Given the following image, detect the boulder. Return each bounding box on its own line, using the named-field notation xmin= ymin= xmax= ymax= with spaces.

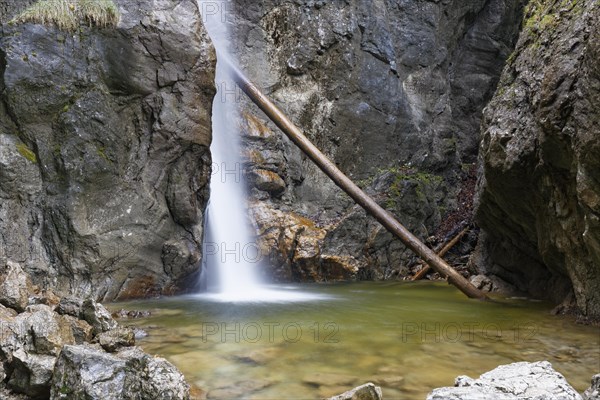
xmin=584 ymin=374 xmax=600 ymax=400
xmin=50 ymin=345 xmax=189 ymax=400
xmin=427 ymin=361 xmax=582 ymax=400
xmin=328 ymin=383 xmax=383 ymax=400
xmin=82 ymin=299 xmax=118 ymax=335
xmin=7 ymin=349 xmax=55 ymax=398
xmin=23 ymin=305 xmax=76 ymax=356
xmin=55 ymin=297 xmax=84 ymax=319
xmin=97 ymin=327 xmax=135 ymax=353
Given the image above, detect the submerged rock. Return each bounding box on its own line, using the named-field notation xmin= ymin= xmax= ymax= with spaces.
xmin=427 ymin=361 xmax=582 ymax=400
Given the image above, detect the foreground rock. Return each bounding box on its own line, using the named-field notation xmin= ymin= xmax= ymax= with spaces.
xmin=328 ymin=383 xmax=383 ymax=400
xmin=0 ymin=0 xmax=215 ymax=301
xmin=475 ymin=0 xmax=600 ymax=318
xmin=427 ymin=361 xmax=582 ymax=400
xmin=0 ymin=261 xmax=189 ymax=399
xmin=584 ymin=374 xmax=600 ymax=400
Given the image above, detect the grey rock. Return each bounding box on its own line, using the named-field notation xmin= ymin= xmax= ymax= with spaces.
xmin=50 ymin=344 xmax=189 ymax=400
xmin=97 ymin=327 xmax=135 ymax=353
xmin=475 ymin=0 xmax=600 ymax=318
xmin=427 ymin=361 xmax=583 ymax=400
xmin=0 ymin=0 xmax=215 ymax=301
xmin=7 ymin=349 xmax=55 ymax=399
xmin=228 ymin=0 xmax=524 ymax=282
xmin=0 ymin=261 xmax=33 ymax=312
xmin=328 ymin=383 xmax=383 ymax=400
xmin=23 ymin=305 xmax=75 ymax=356
xmin=82 ymin=299 xmax=118 ymax=335
xmin=584 ymin=374 xmax=600 ymax=400
xmin=55 ymin=297 xmax=83 ymax=319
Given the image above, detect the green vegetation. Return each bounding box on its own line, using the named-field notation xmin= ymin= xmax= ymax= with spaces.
xmin=384 ymin=166 xmax=443 ymax=209
xmin=16 ymin=143 xmax=38 ymax=163
xmin=13 ymin=0 xmax=119 ymax=32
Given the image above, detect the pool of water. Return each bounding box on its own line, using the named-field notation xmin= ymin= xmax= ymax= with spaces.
xmin=111 ymin=282 xmax=600 ymax=399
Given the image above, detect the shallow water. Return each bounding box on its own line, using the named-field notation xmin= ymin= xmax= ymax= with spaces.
xmin=111 ymin=282 xmax=600 ymax=399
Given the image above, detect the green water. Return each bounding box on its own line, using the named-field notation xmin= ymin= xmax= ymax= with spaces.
xmin=111 ymin=282 xmax=600 ymax=399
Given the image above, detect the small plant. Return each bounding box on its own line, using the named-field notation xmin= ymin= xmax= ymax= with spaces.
xmin=16 ymin=142 xmax=38 ymax=163
xmin=13 ymin=0 xmax=119 ymax=32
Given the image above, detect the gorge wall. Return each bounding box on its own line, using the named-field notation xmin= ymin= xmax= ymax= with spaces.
xmin=226 ymin=0 xmax=526 ymax=282
xmin=475 ymin=0 xmax=600 ymax=319
xmin=0 ymin=0 xmax=215 ymax=301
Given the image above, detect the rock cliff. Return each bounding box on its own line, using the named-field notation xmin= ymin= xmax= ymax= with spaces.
xmin=225 ymin=0 xmax=525 ymax=281
xmin=475 ymin=0 xmax=600 ymax=319
xmin=0 ymin=0 xmax=215 ymax=300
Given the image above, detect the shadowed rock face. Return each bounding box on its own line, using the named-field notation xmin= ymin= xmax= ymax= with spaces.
xmin=475 ymin=0 xmax=600 ymax=318
xmin=0 ymin=0 xmax=216 ymax=301
xmin=225 ymin=0 xmax=525 ymax=281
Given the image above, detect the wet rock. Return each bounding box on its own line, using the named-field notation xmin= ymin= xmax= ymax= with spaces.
xmin=0 ymin=0 xmax=215 ymax=301
xmin=584 ymin=374 xmax=600 ymax=400
xmin=248 ymin=169 xmax=286 ymax=196
xmin=470 ymin=274 xmax=516 ymax=294
xmin=475 ymin=0 xmax=600 ymax=318
xmin=82 ymin=299 xmax=118 ymax=335
xmin=0 ymin=261 xmax=33 ymax=312
xmin=97 ymin=327 xmax=135 ymax=353
xmin=112 ymin=309 xmax=152 ymax=319
xmin=427 ymin=361 xmax=583 ymax=399
xmin=328 ymin=383 xmax=383 ymax=400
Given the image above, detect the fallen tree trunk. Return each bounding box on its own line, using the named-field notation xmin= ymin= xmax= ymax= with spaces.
xmin=229 ymin=63 xmax=488 ymax=301
xmin=411 ymin=227 xmax=470 ymax=281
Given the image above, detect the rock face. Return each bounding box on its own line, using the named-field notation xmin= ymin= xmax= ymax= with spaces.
xmin=223 ymin=0 xmax=526 ymax=281
xmin=475 ymin=0 xmax=600 ymax=318
xmin=427 ymin=361 xmax=583 ymax=400
xmin=0 ymin=261 xmax=189 ymax=399
xmin=0 ymin=0 xmax=215 ymax=300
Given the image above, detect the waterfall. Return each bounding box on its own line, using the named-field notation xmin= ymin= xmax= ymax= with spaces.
xmin=198 ymin=0 xmax=264 ymax=300
xmin=197 ymin=1 xmax=329 ymax=302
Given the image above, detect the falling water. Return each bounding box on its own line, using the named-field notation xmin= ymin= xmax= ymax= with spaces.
xmin=198 ymin=0 xmax=262 ymax=300
xmin=198 ymin=1 xmax=328 ymax=302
